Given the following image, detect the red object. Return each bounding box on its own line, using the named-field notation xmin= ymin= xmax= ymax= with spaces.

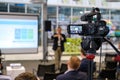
xmin=86 ymin=54 xmax=95 ymax=60
xmin=114 ymin=55 xmax=120 ymax=61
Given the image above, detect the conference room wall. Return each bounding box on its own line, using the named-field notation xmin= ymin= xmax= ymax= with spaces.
xmin=2 ymin=46 xmax=43 ymax=61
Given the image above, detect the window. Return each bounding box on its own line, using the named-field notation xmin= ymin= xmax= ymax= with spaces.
xmin=72 ymin=7 xmax=84 ymax=23
xmin=0 ymin=3 xmax=7 ymax=12
xmin=100 ymin=8 xmax=109 ymax=20
xmin=27 ymin=4 xmax=41 ymax=13
xmin=58 ymin=6 xmax=71 ymax=25
xmin=47 ymin=6 xmax=57 ymax=44
xmin=10 ymin=3 xmax=25 ymax=13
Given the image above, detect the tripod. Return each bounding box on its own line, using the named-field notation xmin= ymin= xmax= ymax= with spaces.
xmin=82 ymin=37 xmax=120 ymax=80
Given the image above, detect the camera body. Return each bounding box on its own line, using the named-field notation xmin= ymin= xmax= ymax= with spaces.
xmin=67 ymin=20 xmax=109 ymax=37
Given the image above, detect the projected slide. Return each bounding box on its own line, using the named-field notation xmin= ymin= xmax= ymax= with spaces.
xmin=15 ymin=28 xmax=34 ymax=41
xmin=0 ymin=14 xmax=38 ymax=53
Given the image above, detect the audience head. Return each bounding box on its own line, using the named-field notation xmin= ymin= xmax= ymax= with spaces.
xmin=80 ymin=48 xmax=86 ymax=58
xmin=67 ymin=56 xmax=80 ymax=70
xmin=15 ymin=72 xmax=38 ymax=80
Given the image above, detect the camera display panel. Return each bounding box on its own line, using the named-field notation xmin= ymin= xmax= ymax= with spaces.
xmin=68 ymin=25 xmax=83 ymax=34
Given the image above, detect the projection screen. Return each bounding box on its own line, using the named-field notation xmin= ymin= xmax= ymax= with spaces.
xmin=0 ymin=14 xmax=38 ymax=53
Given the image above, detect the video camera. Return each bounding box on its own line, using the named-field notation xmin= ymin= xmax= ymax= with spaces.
xmin=67 ymin=7 xmax=110 ymax=54
xmin=67 ymin=7 xmax=109 ymax=37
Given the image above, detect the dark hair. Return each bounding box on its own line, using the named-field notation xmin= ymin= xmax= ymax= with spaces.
xmin=80 ymin=48 xmax=86 ymax=56
xmin=95 ymin=7 xmax=100 ymax=12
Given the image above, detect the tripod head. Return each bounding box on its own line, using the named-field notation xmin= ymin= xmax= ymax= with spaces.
xmin=86 ymin=54 xmax=95 ymax=60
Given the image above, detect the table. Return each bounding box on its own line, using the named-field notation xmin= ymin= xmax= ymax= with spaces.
xmin=6 ymin=66 xmax=25 ymax=80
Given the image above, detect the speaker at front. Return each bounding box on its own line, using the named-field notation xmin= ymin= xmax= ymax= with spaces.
xmin=44 ymin=20 xmax=51 ymax=31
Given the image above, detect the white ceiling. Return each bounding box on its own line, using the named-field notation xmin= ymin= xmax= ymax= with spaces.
xmin=106 ymin=0 xmax=120 ymax=2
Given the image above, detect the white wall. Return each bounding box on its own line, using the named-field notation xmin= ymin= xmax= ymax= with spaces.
xmin=2 ymin=46 xmax=43 ymax=61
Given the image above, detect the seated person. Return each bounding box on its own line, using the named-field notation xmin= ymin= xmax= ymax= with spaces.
xmin=78 ymin=49 xmax=96 ymax=73
xmin=15 ymin=72 xmax=39 ymax=80
xmin=56 ymin=56 xmax=87 ymax=80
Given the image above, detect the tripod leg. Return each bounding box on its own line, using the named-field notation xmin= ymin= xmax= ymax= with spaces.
xmin=103 ymin=37 xmax=120 ymax=54
xmin=88 ymin=60 xmax=93 ymax=80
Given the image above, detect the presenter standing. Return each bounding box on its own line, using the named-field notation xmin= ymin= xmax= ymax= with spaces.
xmin=51 ymin=26 xmax=66 ymax=71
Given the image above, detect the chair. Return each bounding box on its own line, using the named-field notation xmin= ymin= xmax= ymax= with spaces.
xmin=44 ymin=72 xmax=56 ymax=80
xmin=99 ymin=69 xmax=116 ymax=80
xmin=60 ymin=63 xmax=67 ymax=73
xmin=44 ymin=72 xmax=64 ymax=80
xmin=43 ymin=63 xmax=67 ymax=80
xmin=37 ymin=64 xmax=55 ymax=77
xmin=99 ymin=53 xmax=117 ymax=80
xmin=105 ymin=53 xmax=117 ymax=69
xmin=0 ymin=75 xmax=12 ymax=80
